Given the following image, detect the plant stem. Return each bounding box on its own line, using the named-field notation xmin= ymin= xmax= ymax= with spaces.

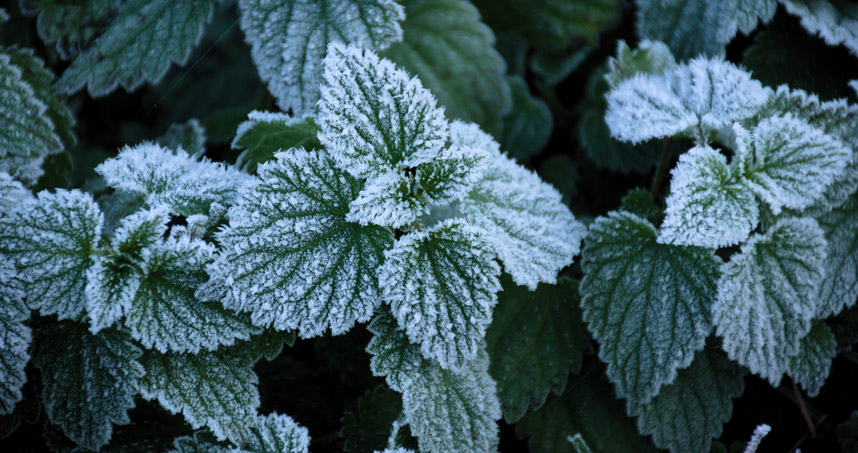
xmin=791 ymin=377 xmax=817 ymax=438
xmin=650 ymin=138 xmax=673 ymax=200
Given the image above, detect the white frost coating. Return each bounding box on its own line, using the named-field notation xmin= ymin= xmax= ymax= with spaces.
xmin=851 ymin=80 xmax=858 ymax=96
xmin=347 ymin=170 xmax=421 ymax=228
xmin=209 ymin=149 xmax=393 ymax=337
xmin=366 ymin=310 xmax=425 ymax=392
xmin=96 ymin=142 xmax=252 ymax=216
xmin=816 ymin=196 xmax=858 ymax=317
xmin=86 ymin=206 xmax=169 ymax=333
xmin=242 ymin=412 xmax=311 ymax=453
xmin=0 ymin=255 xmax=31 ymax=416
xmin=318 ymin=42 xmax=449 ymax=178
xmin=0 ymin=172 xmax=30 ymax=215
xmin=239 ymin=0 xmax=404 ymax=116
xmin=127 ymin=237 xmax=259 ymax=353
xmin=232 ymin=110 xmax=300 ymax=150
xmin=782 ymin=0 xmax=858 ymax=57
xmin=0 ymin=189 xmax=102 ymax=320
xmin=605 ymin=57 xmax=771 ymax=144
xmin=379 ymin=219 xmax=501 ymax=370
xmin=659 ymin=146 xmax=759 ymax=248
xmin=713 ymin=217 xmax=827 ymax=386
xmin=742 ymin=424 xmax=771 ymax=453
xmin=462 ymin=152 xmax=586 ymax=290
xmin=580 ymin=212 xmax=722 ymax=404
xmin=735 ymin=116 xmax=850 ymax=214
xmin=788 ymin=321 xmax=836 ymax=397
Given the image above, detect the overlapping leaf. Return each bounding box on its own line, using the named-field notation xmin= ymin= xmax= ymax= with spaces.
xmin=232 ymin=111 xmax=322 ymax=173
xmin=366 ymin=310 xmax=426 ymax=393
xmin=240 ymin=413 xmax=311 ymax=453
xmin=0 ymin=255 xmax=30 ymax=416
xmin=788 ymin=321 xmax=836 ymax=397
xmin=713 ymin=217 xmax=827 ymax=385
xmin=500 ymin=75 xmax=552 ymax=162
xmin=580 ymin=212 xmax=722 ymax=403
xmin=210 ymin=149 xmax=392 ymax=337
xmin=816 ymin=195 xmax=858 ymax=317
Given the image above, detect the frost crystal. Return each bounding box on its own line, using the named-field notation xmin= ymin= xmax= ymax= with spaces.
xmin=580 ymin=212 xmax=722 ymax=403
xmin=781 ymin=0 xmax=858 ymax=57
xmin=713 ymin=217 xmax=827 ymax=385
xmin=0 ymin=255 xmax=30 ymax=416
xmin=239 ymin=0 xmax=404 ymax=116
xmin=605 ymin=57 xmax=770 ymax=144
xmin=241 ymin=413 xmax=311 ymax=453
xmin=816 ymin=195 xmax=858 ymax=317
xmin=96 ymin=142 xmax=252 ymax=216
xmin=232 ymin=111 xmax=322 ymax=173
xmin=788 ymin=321 xmax=836 ymax=397
xmin=0 ymin=172 xmax=29 ymax=214
xmin=210 ymin=150 xmax=392 ymax=337
xmin=379 ymin=219 xmax=501 ymax=369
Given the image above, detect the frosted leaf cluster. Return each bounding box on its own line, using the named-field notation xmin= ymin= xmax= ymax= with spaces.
xmin=0 ymin=254 xmax=30 ymax=416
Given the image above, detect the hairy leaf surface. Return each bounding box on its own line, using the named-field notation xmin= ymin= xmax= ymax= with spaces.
xmin=240 ymin=413 xmax=311 ymax=453
xmin=232 ymin=111 xmax=322 ymax=173
xmin=788 ymin=321 xmax=836 ymax=397
xmin=816 ymin=195 xmax=858 ymax=317
xmin=0 ymin=255 xmax=30 ymax=416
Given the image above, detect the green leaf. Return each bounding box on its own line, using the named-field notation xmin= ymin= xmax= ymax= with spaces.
xmin=628 ymin=344 xmax=746 ymax=453
xmin=816 ymin=194 xmax=858 ymax=318
xmin=500 ymin=75 xmax=553 ymax=162
xmin=471 ymin=0 xmax=623 ymax=51
xmin=530 ymin=46 xmax=594 ymax=86
xmin=713 ymin=217 xmax=827 ymax=385
xmin=157 ymin=118 xmax=206 ymax=157
xmin=341 ymin=386 xmax=403 ymax=452
xmin=0 ymin=255 xmax=30 ymax=416
xmin=485 ymin=276 xmax=591 ymax=423
xmin=382 ymin=0 xmax=511 ymax=135
xmin=380 ymin=220 xmax=501 ymax=369
xmin=210 ymin=149 xmax=393 ymax=337
xmin=462 ymin=152 xmax=586 ymax=290
xmin=138 ymin=348 xmax=260 ymax=443
xmin=0 ymin=189 xmax=102 ymax=320
xmin=34 ymin=322 xmax=144 ymax=451
xmin=240 ymin=413 xmax=310 ymax=452
xmin=788 ymin=321 xmax=836 ymax=397
xmin=605 ymin=40 xmax=677 ymax=88
xmin=21 ymin=0 xmax=124 ymax=60
xmin=538 ymin=155 xmax=579 ymax=204
xmin=619 ymin=189 xmax=659 ymax=221
xmin=171 ymin=431 xmax=234 ymax=453
xmin=232 ymin=111 xmax=322 ymax=173
xmin=580 ymin=212 xmax=722 ymax=403
xmin=838 ymin=411 xmax=858 ymax=453
xmin=239 ymin=0 xmax=404 ymax=116
xmin=366 ymin=309 xmax=426 ymax=393
xmin=781 ymin=0 xmax=858 ymax=57
xmin=516 ymin=369 xmax=658 ymax=453
xmin=54 ymin=0 xmax=217 ymax=96
xmin=635 ymin=0 xmax=777 ymax=60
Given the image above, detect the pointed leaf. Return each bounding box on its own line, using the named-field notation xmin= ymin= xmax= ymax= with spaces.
xmin=232 ymin=111 xmax=322 ymax=173
xmin=628 ymin=345 xmax=746 ymax=453
xmin=0 ymin=255 xmax=30 ymax=416
xmin=366 ymin=310 xmax=426 ymax=393
xmin=658 ymin=145 xmax=759 ymax=248
xmin=606 ymin=40 xmax=677 ymax=88
xmin=380 ymin=219 xmax=501 ymax=369
xmin=381 ymin=0 xmax=511 ymax=134
xmin=816 ymin=194 xmax=858 ymax=317
xmin=35 ymin=323 xmax=143 ymax=451
xmin=788 ymin=321 xmax=836 ymax=397
xmin=0 ymin=189 xmax=102 ymax=320
xmin=240 ymin=413 xmax=310 ymax=453
xmin=238 ymin=0 xmax=404 ymax=116
xmin=713 ymin=217 xmax=827 ymax=385
xmin=210 ymin=149 xmax=393 ymax=337
xmin=54 ymin=0 xmax=217 ymax=96
xmin=485 ymin=276 xmax=591 ymax=423
xmin=580 ymin=212 xmax=722 ymax=403
xmin=158 ymin=118 xmax=206 ymax=157
xmin=782 ymin=0 xmax=858 ymax=57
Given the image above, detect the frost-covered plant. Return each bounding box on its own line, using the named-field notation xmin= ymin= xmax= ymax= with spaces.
xmin=579 ymin=40 xmax=858 ymax=452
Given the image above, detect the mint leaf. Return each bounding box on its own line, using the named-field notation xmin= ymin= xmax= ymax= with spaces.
xmin=232 ymin=112 xmax=322 ymax=173
xmin=714 ymin=217 xmax=827 ymax=385
xmin=788 ymin=321 xmax=836 ymax=397
xmin=239 ymin=0 xmax=404 ymax=116
xmin=486 ymin=276 xmax=590 ymax=423
xmin=0 ymin=255 xmax=30 ymax=416
xmin=580 ymin=212 xmax=722 ymax=403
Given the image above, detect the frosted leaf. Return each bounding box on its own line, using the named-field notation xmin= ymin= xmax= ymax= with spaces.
xmin=96 ymin=142 xmax=252 ymax=216
xmin=379 ymin=219 xmax=501 ymax=369
xmin=485 ymin=276 xmax=591 ymax=423
xmin=401 ymin=347 xmax=502 ymax=453
xmin=86 ymin=206 xmax=169 ymax=333
xmin=605 ymin=40 xmax=677 ymax=88
xmin=0 ymin=172 xmax=29 ymax=215
xmin=35 ymin=323 xmax=143 ymax=451
xmin=462 ymin=153 xmax=586 ymax=290
xmin=0 ymin=52 xmax=64 ymax=184
xmin=20 ymin=0 xmax=124 ymax=59
xmin=628 ymin=345 xmax=746 ymax=453
xmin=158 ymin=118 xmax=206 ymax=158
xmin=54 ymin=0 xmax=217 ymax=96
xmin=232 ymin=111 xmax=321 ymax=173
xmin=381 ymin=0 xmax=512 ymax=134
xmin=735 ymin=116 xmax=850 ymax=214
xmin=0 ymin=255 xmax=30 ymax=416
xmin=851 ymin=80 xmax=858 ymax=96
xmin=816 ymin=195 xmax=858 ymax=317
xmin=240 ymin=413 xmax=311 ymax=453
xmin=635 ymin=0 xmax=777 ymax=60
xmin=580 ymin=212 xmax=722 ymax=403
xmin=239 ymin=0 xmax=404 ymax=116
xmin=138 ymin=349 xmax=259 ymax=443
xmin=788 ymin=321 xmax=836 ymax=397
xmin=366 ymin=309 xmax=426 ymax=392
xmin=713 ymin=217 xmax=827 ymax=385
xmin=782 ymin=0 xmax=858 ymax=57
xmin=0 ymin=189 xmax=102 ymax=320
xmin=605 ymin=58 xmax=770 ymax=144
xmin=170 ymin=432 xmax=235 ymax=453
xmin=658 ymin=146 xmax=759 ymax=248
xmin=318 ymin=43 xmax=448 ymax=179
xmin=376 ymin=449 xmax=414 ymax=453
xmin=210 ymin=150 xmax=392 ymax=337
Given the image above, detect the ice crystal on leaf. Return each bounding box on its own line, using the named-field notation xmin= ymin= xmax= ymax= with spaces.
xmin=0 ymin=255 xmax=30 ymax=416
xmin=580 ymin=212 xmax=722 ymax=404
xmin=781 ymin=0 xmax=858 ymax=57
xmin=0 ymin=189 xmax=102 ymax=320
xmin=209 ymin=149 xmax=392 ymax=337
xmin=240 ymin=413 xmax=311 ymax=453
xmin=713 ymin=217 xmax=827 ymax=385
xmin=816 ymin=195 xmax=858 ymax=318
xmin=605 ymin=57 xmax=770 ymax=144
xmin=239 ymin=0 xmax=404 ymax=116
xmin=379 ymin=219 xmax=501 ymax=370
xmin=0 ymin=172 xmax=29 ymax=215
xmin=788 ymin=321 xmax=837 ymax=397
xmin=232 ymin=111 xmax=322 ymax=173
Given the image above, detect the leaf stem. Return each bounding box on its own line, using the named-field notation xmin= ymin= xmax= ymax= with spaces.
xmin=791 ymin=377 xmax=817 ymax=438
xmin=649 ymin=137 xmax=673 ymax=200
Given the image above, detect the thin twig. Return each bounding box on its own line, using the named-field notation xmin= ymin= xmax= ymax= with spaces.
xmin=789 ymin=414 xmax=827 ymax=452
xmin=791 ymin=377 xmax=817 ymax=438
